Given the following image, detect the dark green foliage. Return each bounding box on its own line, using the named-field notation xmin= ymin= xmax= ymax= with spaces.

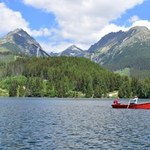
xmin=0 ymin=56 xmax=123 ymax=97
xmin=2 ymin=56 xmax=150 ymax=98
xmin=9 ymin=80 xmax=18 ymax=96
xmin=130 ymin=77 xmax=140 ymax=96
xmin=139 ymin=78 xmax=150 ymax=98
xmin=6 ymin=76 xmax=27 ymax=97
xmin=118 ymin=76 xmax=150 ymax=99
xmin=93 ymin=85 xmax=102 ymax=98
xmin=104 ymin=42 xmax=150 ymax=79
xmin=85 ymin=75 xmax=93 ymax=98
xmin=118 ymin=76 xmax=131 ymax=98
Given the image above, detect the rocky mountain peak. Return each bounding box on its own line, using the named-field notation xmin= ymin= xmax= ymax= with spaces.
xmin=60 ymin=45 xmax=84 ymax=56
xmin=0 ymin=28 xmax=49 ymax=57
xmin=66 ymin=45 xmax=83 ymax=51
xmin=125 ymin=26 xmax=150 ymax=45
xmin=9 ymin=28 xmax=24 ymax=34
xmin=6 ymin=28 xmax=38 ymax=44
xmin=129 ymin=26 xmax=149 ymax=33
xmin=88 ymin=30 xmax=124 ymax=53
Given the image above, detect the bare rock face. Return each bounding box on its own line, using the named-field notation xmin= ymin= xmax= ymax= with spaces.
xmin=0 ymin=28 xmax=49 ymax=57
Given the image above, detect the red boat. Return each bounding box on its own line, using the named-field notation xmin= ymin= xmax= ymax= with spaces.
xmin=112 ymin=102 xmax=150 ymax=109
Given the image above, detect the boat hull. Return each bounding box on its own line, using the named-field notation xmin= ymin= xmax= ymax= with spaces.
xmin=112 ymin=102 xmax=150 ymax=109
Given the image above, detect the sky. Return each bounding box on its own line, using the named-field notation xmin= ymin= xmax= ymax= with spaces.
xmin=0 ymin=0 xmax=150 ymax=53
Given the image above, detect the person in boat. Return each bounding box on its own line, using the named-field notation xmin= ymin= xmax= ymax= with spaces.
xmin=130 ymin=96 xmax=138 ymax=104
xmin=113 ymin=97 xmax=120 ymax=105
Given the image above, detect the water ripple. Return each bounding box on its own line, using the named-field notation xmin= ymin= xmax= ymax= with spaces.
xmin=0 ymin=98 xmax=150 ymax=149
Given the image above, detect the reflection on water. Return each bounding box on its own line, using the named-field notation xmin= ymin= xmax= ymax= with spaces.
xmin=0 ymin=97 xmax=150 ymax=150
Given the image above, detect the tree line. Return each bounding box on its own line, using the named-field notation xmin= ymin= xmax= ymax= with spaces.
xmin=0 ymin=56 xmax=150 ymax=98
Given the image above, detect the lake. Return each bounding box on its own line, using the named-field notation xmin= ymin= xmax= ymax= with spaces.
xmin=0 ymin=97 xmax=150 ymax=150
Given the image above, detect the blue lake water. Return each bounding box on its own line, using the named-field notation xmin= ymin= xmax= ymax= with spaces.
xmin=0 ymin=97 xmax=150 ymax=150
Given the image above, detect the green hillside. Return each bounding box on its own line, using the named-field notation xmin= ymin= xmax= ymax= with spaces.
xmin=2 ymin=42 xmax=21 ymax=51
xmin=1 ymin=56 xmax=150 ymax=98
xmin=104 ymin=42 xmax=150 ymax=79
xmin=0 ymin=42 xmax=23 ymax=64
xmin=0 ymin=56 xmax=123 ymax=97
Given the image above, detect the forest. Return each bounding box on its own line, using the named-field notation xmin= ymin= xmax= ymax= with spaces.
xmin=0 ymin=56 xmax=150 ymax=98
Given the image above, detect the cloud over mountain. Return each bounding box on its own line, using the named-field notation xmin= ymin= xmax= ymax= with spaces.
xmin=0 ymin=3 xmax=28 ymax=34
xmin=1 ymin=0 xmax=150 ymax=53
xmin=23 ymin=0 xmax=144 ymax=51
xmin=0 ymin=2 xmax=52 ymax=38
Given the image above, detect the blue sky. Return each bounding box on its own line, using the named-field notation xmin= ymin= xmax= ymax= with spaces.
xmin=0 ymin=0 xmax=150 ymax=53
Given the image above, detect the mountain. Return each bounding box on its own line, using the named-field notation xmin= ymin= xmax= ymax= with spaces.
xmin=3 ymin=56 xmax=120 ymax=97
xmin=88 ymin=26 xmax=150 ymax=65
xmin=0 ymin=28 xmax=49 ymax=62
xmin=58 ymin=26 xmax=150 ymax=78
xmin=49 ymin=44 xmax=91 ymax=59
xmin=87 ymin=26 xmax=150 ymax=78
xmin=49 ymin=52 xmax=59 ymax=56
xmin=60 ymin=45 xmax=85 ymax=57
xmin=49 ymin=45 xmax=85 ymax=57
xmin=1 ymin=26 xmax=150 ymax=78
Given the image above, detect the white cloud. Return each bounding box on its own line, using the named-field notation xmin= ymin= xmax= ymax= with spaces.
xmin=131 ymin=20 xmax=150 ymax=29
xmin=98 ymin=24 xmax=129 ymax=38
xmin=1 ymin=1 xmax=148 ymax=53
xmin=23 ymin=0 xmax=145 ymax=52
xmin=128 ymin=15 xmax=140 ymax=23
xmin=40 ymin=41 xmax=72 ymax=53
xmin=29 ymin=28 xmax=56 ymax=37
xmin=0 ymin=2 xmax=54 ymax=38
xmin=29 ymin=19 xmax=150 ymax=53
xmin=0 ymin=2 xmax=29 ymax=34
xmin=92 ymin=19 xmax=150 ymax=46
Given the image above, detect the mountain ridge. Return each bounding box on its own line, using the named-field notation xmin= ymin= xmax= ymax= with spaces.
xmin=55 ymin=26 xmax=150 ymax=78
xmin=0 ymin=28 xmax=49 ymax=58
xmin=1 ymin=26 xmax=150 ymax=78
